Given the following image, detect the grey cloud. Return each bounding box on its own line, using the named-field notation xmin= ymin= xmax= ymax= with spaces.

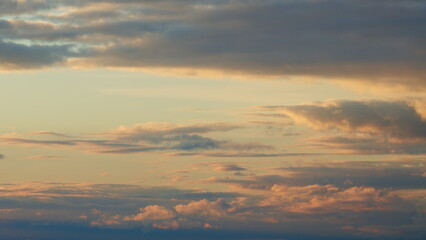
xmin=86 ymin=0 xmax=426 ymax=89
xmin=162 ymin=134 xmax=221 ymax=150
xmin=0 ymin=135 xmax=214 ymax=153
xmin=0 ymin=0 xmax=425 ymax=89
xmin=167 ymin=152 xmax=319 ymax=158
xmin=0 ymin=0 xmax=56 ymax=16
xmin=109 ymin=122 xmax=239 ymax=141
xmin=0 ymin=137 xmax=162 ymax=154
xmin=105 ymin=122 xmax=272 ymax=152
xmin=263 ymin=99 xmax=426 ymax=155
xmin=308 ymin=135 xmax=426 ymax=155
xmin=207 ymin=159 xmax=426 ymax=190
xmin=273 ymin=100 xmax=426 ymax=139
xmin=0 ymin=122 xmax=273 ymax=154
xmin=0 ymin=39 xmax=77 ymax=70
xmin=0 ymin=154 xmax=4 ymax=159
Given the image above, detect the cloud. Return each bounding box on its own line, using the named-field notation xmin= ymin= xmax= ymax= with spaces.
xmin=0 ymin=208 xmax=20 ymax=213
xmin=0 ymin=0 xmax=55 ymax=16
xmin=261 ymin=185 xmax=413 ymax=214
xmin=205 ymin=159 xmax=426 ymax=190
xmin=175 ymin=198 xmax=231 ymax=218
xmin=0 ymin=182 xmax=243 ymax=203
xmin=0 ymin=122 xmax=274 ymax=154
xmin=29 ymin=131 xmax=69 ymax=138
xmin=24 ymin=155 xmax=62 ymax=160
xmin=152 ymin=220 xmax=180 ymax=230
xmin=264 ymin=99 xmax=426 ymax=154
xmin=100 ymin=122 xmax=264 ymax=151
xmin=307 ymin=135 xmax=426 ymax=155
xmin=165 ymin=152 xmax=317 ymax=158
xmin=0 ymin=137 xmax=76 ymax=146
xmin=213 ymin=163 xmax=246 ymax=172
xmin=0 ymin=181 xmax=424 ymax=239
xmin=0 ymin=39 xmax=77 ymax=70
xmin=108 ymin=122 xmax=239 ymax=139
xmin=275 ymin=100 xmax=426 ymax=140
xmin=0 ymin=0 xmax=425 ymax=90
xmin=124 ymin=205 xmax=175 ymax=221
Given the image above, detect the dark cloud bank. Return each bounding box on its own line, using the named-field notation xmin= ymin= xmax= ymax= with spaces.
xmin=0 ymin=0 xmax=425 ymax=90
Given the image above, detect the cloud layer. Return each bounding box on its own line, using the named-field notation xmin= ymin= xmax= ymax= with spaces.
xmin=0 ymin=122 xmax=274 ymax=155
xmin=0 ymin=167 xmax=424 ymax=240
xmin=0 ymin=0 xmax=425 ymax=90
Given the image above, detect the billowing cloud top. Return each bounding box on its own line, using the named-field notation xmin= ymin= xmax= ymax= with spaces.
xmin=0 ymin=0 xmax=425 ymax=90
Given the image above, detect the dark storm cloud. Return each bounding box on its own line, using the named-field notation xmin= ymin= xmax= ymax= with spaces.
xmin=0 ymin=0 xmax=425 ymax=89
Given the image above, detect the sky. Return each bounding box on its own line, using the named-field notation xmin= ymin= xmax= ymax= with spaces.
xmin=0 ymin=0 xmax=425 ymax=239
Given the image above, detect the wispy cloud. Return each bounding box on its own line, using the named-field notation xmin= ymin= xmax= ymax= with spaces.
xmin=0 ymin=122 xmax=275 ymax=155
xmin=24 ymin=155 xmax=63 ymax=160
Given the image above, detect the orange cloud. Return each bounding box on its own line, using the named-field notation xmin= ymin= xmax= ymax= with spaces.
xmin=124 ymin=205 xmax=175 ymax=221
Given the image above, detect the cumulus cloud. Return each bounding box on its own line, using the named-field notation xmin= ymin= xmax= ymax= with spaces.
xmin=124 ymin=205 xmax=175 ymax=221
xmin=261 ymin=184 xmax=413 ymax=214
xmin=0 ymin=0 xmax=425 ymax=90
xmin=175 ymin=198 xmax=231 ymax=218
xmin=152 ymin=220 xmax=180 ymax=230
